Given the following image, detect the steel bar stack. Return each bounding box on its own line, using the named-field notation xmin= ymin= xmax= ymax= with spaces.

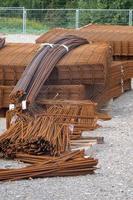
xmin=80 ymin=25 xmax=133 ymax=102
xmin=1 ymin=25 xmax=133 ymax=111
xmin=1 ymin=24 xmax=133 ymax=182
xmin=36 ymin=24 xmax=133 ymax=105
xmin=46 ymin=42 xmax=111 ymax=85
xmin=39 ymin=42 xmax=112 ymax=105
xmin=0 ymin=43 xmax=40 ymax=111
xmin=36 ymin=24 xmax=133 ymax=57
xmin=0 ymin=41 xmax=112 ymax=109
xmin=0 ymin=43 xmax=40 ymax=85
xmin=0 ymin=36 xmax=102 ymax=181
xmin=2 ymin=26 xmax=133 ymax=182
xmin=0 ymin=101 xmax=100 ymax=181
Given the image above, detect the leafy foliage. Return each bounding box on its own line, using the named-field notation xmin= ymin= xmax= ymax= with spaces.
xmin=0 ymin=0 xmax=132 ymax=9
xmin=0 ymin=0 xmax=132 ymax=33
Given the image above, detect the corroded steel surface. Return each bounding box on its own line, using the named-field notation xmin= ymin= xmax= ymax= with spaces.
xmin=0 ymin=43 xmax=40 ymax=85
xmin=36 ymin=24 xmax=133 ymax=56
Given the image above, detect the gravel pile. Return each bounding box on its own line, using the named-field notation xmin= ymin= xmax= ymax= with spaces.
xmin=0 ymin=91 xmax=133 ymax=200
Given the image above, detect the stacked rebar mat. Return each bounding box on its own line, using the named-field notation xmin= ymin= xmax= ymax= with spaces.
xmin=0 ymin=85 xmax=88 ymax=108
xmin=37 ymin=42 xmax=112 ymax=104
xmin=1 ymin=26 xmax=133 ymax=110
xmin=0 ymin=43 xmax=40 ymax=85
xmin=0 ymin=54 xmax=131 ymax=110
xmin=36 ymin=24 xmax=133 ymax=105
xmin=47 ymin=42 xmax=112 ymax=85
xmin=0 ymin=43 xmax=40 ymax=111
xmin=92 ymin=60 xmax=132 ymax=107
xmin=0 ymin=41 xmax=112 ymax=109
xmin=36 ymin=24 xmax=133 ymax=56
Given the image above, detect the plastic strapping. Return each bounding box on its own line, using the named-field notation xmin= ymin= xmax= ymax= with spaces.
xmin=69 ymin=124 xmax=74 ymax=133
xmin=22 ymin=100 xmax=27 ymax=110
xmin=42 ymin=43 xmax=54 ymax=48
xmin=60 ymin=44 xmax=69 ymax=52
xmin=53 ymin=93 xmax=59 ymax=99
xmin=121 ymin=65 xmax=124 ymax=74
xmin=9 ymin=104 xmax=15 ymax=110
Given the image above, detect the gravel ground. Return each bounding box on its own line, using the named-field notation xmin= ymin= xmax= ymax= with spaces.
xmin=0 ymin=90 xmax=132 ymax=200
xmin=1 ymin=34 xmax=39 ymax=43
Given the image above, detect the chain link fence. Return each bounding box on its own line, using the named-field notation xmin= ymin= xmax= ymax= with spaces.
xmin=0 ymin=8 xmax=133 ymax=34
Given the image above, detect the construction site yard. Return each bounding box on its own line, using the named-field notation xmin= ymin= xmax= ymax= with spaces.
xmin=0 ymin=26 xmax=133 ymax=200
xmin=0 ymin=90 xmax=132 ymax=200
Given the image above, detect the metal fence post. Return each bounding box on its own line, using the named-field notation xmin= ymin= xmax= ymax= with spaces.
xmin=75 ymin=9 xmax=79 ymax=29
xmin=23 ymin=7 xmax=27 ymax=33
xmin=129 ymin=9 xmax=132 ymax=26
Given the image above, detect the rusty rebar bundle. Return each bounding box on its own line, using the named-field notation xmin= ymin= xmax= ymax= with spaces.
xmin=0 ymin=101 xmax=100 ymax=181
xmin=0 ymin=100 xmax=101 ymax=158
xmin=10 ymin=35 xmax=88 ymax=105
xmin=0 ymin=114 xmax=70 ymax=158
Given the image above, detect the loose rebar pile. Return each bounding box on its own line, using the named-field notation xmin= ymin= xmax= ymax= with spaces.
xmin=0 ymin=100 xmax=100 ymax=158
xmin=0 ymin=100 xmax=100 ymax=182
xmin=0 ymin=150 xmax=98 ymax=181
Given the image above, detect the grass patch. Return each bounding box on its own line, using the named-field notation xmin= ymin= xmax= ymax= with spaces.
xmin=0 ymin=17 xmax=48 ymax=34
